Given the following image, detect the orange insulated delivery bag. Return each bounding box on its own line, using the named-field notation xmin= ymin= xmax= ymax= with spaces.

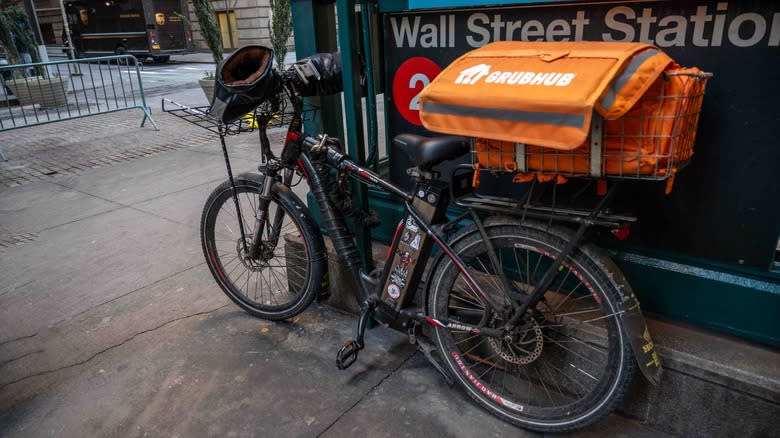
xmin=418 ymin=41 xmax=711 ymax=189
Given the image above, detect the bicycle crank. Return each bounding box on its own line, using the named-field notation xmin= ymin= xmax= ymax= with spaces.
xmin=336 ymin=298 xmax=375 ymax=370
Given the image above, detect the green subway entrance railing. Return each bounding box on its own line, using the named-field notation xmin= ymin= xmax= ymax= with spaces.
xmin=290 ymin=0 xmax=780 ymax=347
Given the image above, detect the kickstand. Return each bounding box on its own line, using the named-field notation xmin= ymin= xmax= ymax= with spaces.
xmin=409 ymin=322 xmax=455 ymax=387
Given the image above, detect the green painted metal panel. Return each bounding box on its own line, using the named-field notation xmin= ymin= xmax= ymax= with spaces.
xmin=336 ymin=0 xmax=373 ymax=269
xmin=613 ymin=251 xmax=780 ymax=346
xmin=294 ymin=0 xmax=780 ymax=347
xmin=360 ymin=190 xmax=780 ymax=346
xmin=377 ymin=0 xmax=408 ymax=13
xmin=290 ymin=0 xmax=343 ymax=136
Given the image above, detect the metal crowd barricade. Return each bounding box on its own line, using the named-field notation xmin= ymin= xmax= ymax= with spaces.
xmin=0 ymin=55 xmax=158 ymax=160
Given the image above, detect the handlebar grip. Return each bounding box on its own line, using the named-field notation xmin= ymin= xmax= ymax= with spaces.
xmin=286 ymin=52 xmax=343 ymax=97
xmin=302 ymin=135 xmax=349 ymax=168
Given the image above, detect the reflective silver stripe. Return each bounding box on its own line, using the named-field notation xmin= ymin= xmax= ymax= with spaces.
xmin=600 ymin=49 xmax=660 ymax=111
xmin=590 ymin=114 xmax=603 ymax=178
xmin=515 ymin=143 xmax=526 ymax=172
xmin=423 ymin=102 xmax=585 ymax=128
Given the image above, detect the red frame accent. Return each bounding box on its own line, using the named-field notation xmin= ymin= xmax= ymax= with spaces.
xmin=386 ymin=220 xmax=405 ymax=261
xmin=210 ymin=250 xmax=225 ymax=281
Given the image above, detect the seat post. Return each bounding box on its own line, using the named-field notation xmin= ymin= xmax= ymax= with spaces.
xmin=406 ymin=166 xmax=440 ymax=181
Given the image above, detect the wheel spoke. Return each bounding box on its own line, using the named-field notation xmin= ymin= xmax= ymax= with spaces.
xmin=430 ymin=226 xmax=632 ymax=426
xmin=203 ymin=183 xmax=315 ymax=319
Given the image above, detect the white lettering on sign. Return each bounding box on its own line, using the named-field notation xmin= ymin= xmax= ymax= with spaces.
xmin=601 ymin=3 xmax=780 ymax=48
xmin=408 ymin=73 xmax=430 ymax=111
xmin=458 ymin=65 xmax=576 ymax=87
xmin=391 ymin=15 xmax=456 ymax=48
xmin=389 ymin=4 xmax=780 ymax=49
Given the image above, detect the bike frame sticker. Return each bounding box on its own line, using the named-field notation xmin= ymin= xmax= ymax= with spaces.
xmin=405 ymin=217 xmax=419 ymax=233
xmin=390 ymin=272 xmax=407 ymax=288
xmin=387 ymin=283 xmax=401 ymax=299
xmin=410 ymin=234 xmax=421 ymax=250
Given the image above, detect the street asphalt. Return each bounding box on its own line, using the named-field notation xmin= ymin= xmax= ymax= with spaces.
xmin=0 ymin=68 xmax=671 ymax=437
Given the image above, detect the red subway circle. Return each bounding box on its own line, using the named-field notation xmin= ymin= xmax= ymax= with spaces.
xmin=392 ymin=57 xmax=442 ymax=126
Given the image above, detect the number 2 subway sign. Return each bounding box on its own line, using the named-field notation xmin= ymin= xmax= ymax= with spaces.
xmin=384 ymin=0 xmax=780 ymax=269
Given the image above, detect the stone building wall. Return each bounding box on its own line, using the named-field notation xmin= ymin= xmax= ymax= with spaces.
xmin=186 ymin=0 xmax=293 ymax=54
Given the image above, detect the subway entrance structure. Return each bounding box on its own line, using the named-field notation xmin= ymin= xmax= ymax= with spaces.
xmin=289 ymin=1 xmax=779 ymax=433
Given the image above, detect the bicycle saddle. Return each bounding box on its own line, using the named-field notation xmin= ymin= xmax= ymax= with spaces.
xmin=392 ymin=134 xmax=470 ymax=171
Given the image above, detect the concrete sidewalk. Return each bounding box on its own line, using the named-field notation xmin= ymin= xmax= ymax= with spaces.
xmin=0 ymin=109 xmax=672 ymax=436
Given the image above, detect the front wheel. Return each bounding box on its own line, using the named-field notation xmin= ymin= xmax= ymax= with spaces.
xmin=201 ymin=178 xmax=326 ymax=320
xmin=427 ymin=219 xmax=635 ymax=432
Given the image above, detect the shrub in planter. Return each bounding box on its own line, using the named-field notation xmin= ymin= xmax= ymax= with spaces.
xmin=191 ymin=0 xmax=223 ymax=102
xmin=1 ymin=4 xmax=69 ymax=108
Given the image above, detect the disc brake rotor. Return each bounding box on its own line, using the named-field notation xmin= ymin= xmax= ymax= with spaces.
xmin=236 ymin=239 xmax=271 ymax=272
xmin=487 ymin=317 xmax=544 ymax=365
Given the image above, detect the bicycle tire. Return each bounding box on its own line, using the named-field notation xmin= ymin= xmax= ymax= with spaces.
xmin=427 ymin=217 xmax=635 ymax=432
xmin=201 ymin=178 xmax=326 ymax=320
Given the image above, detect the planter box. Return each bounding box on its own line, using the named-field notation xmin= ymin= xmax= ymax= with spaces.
xmin=199 ymin=77 xmax=215 ymax=103
xmin=6 ymin=76 xmax=69 ymax=109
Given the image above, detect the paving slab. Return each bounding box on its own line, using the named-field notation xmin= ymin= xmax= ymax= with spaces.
xmin=320 ymin=352 xmax=672 ymax=438
xmin=0 ymin=206 xmax=202 ymax=341
xmin=0 ymin=296 xmax=667 ymax=438
xmin=0 ymin=181 xmax=118 ymax=235
xmin=132 ymin=180 xmax=222 ymax=229
xmin=0 ymin=303 xmax=417 ymax=437
xmin=0 ymin=111 xmax=215 ymax=187
xmin=320 ymin=353 xmax=530 ymax=438
xmin=0 ymin=265 xmax=227 ymax=409
xmin=54 ymin=149 xmax=256 ymax=206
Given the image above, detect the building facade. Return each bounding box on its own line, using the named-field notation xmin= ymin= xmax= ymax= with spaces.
xmin=186 ymin=0 xmax=279 ymax=53
xmin=30 ymin=0 xmax=282 ymax=54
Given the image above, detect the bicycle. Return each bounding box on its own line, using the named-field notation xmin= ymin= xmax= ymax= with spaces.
xmin=167 ymin=48 xmax=666 ymax=433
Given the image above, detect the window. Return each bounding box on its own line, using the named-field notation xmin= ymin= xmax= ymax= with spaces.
xmin=216 ymin=11 xmax=238 ymax=50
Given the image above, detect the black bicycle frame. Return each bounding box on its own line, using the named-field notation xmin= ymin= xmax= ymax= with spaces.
xmin=235 ymin=85 xmax=612 ymax=341
xmin=216 ymin=81 xmax=661 ymax=384
xmin=291 ymin=138 xmax=513 ymax=332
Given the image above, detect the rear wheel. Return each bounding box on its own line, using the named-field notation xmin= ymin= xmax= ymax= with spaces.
xmin=427 ymin=220 xmax=635 ymax=432
xmin=201 ymin=178 xmax=325 ymax=320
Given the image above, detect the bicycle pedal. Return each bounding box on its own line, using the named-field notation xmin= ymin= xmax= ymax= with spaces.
xmin=336 ymin=339 xmax=362 ymax=370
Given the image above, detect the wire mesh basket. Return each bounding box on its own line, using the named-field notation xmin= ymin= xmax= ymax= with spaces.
xmin=161 ymin=98 xmax=319 ymax=136
xmin=473 ymin=71 xmax=712 ymax=181
xmin=162 ymin=99 xmax=253 ymax=135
